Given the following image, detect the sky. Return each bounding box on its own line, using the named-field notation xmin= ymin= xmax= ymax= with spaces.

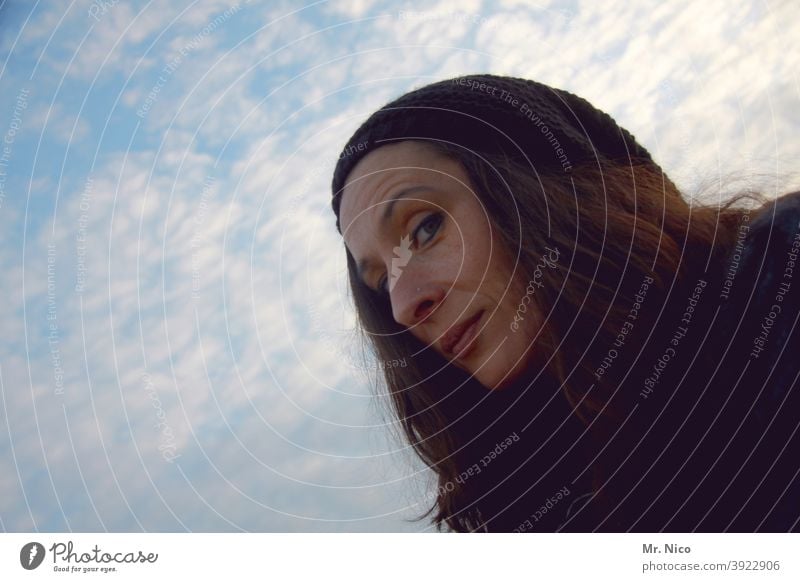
xmin=0 ymin=0 xmax=798 ymax=532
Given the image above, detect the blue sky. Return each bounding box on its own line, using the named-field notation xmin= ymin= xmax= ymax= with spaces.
xmin=0 ymin=0 xmax=798 ymax=532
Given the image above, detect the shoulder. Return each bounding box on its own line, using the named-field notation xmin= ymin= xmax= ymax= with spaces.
xmin=748 ymin=190 xmax=800 ymax=230
xmin=720 ymin=190 xmax=800 ymax=314
xmin=717 ymin=190 xmax=800 ymax=423
xmin=742 ymin=190 xmax=800 ymax=264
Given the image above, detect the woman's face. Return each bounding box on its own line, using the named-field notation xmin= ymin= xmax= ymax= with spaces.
xmin=338 ymin=140 xmax=544 ymax=390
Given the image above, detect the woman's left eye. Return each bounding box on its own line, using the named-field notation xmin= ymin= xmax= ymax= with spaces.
xmin=412 ymin=212 xmax=443 ymax=246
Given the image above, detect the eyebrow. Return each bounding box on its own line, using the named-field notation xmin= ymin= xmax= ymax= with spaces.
xmin=355 ymin=185 xmax=436 ymax=288
xmin=380 ymin=185 xmax=434 ymax=229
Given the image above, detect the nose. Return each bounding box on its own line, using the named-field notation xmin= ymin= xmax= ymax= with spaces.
xmin=390 ymin=272 xmax=445 ymax=329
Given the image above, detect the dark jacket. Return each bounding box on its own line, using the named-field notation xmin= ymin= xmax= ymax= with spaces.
xmin=564 ymin=190 xmax=800 ymax=532
xmin=480 ymin=191 xmax=800 ymax=532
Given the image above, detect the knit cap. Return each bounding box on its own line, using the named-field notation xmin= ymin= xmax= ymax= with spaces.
xmin=331 ymin=73 xmax=658 ymax=232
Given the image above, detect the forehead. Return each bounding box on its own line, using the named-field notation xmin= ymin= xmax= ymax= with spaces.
xmin=339 ymin=141 xmax=455 ymax=240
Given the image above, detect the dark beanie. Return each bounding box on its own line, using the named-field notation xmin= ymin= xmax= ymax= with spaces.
xmin=331 ymin=73 xmax=659 ymax=232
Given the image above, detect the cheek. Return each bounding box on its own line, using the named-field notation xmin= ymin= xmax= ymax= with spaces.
xmin=429 ymin=239 xmax=466 ymax=285
xmin=467 ymin=233 xmax=519 ymax=297
xmin=456 ymin=215 xmax=498 ymax=274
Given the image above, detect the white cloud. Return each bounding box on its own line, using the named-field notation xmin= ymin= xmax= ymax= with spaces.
xmin=1 ymin=0 xmax=797 ymax=533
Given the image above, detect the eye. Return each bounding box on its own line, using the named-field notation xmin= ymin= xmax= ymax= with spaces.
xmin=372 ymin=212 xmax=444 ymax=297
xmin=412 ymin=212 xmax=443 ymax=246
xmin=377 ymin=274 xmax=389 ymax=295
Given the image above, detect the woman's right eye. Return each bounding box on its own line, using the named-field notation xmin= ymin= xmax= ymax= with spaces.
xmin=377 ymin=275 xmax=389 ymax=295
xmin=412 ymin=212 xmax=443 ymax=247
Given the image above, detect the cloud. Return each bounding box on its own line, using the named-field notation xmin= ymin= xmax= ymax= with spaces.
xmin=0 ymin=0 xmax=797 ymax=533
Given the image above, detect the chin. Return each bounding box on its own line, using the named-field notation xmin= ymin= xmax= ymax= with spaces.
xmin=475 ymin=365 xmax=519 ymax=391
xmin=475 ymin=351 xmax=537 ymax=390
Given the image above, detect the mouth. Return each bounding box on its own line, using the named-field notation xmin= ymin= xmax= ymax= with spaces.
xmin=440 ymin=310 xmax=485 ymax=359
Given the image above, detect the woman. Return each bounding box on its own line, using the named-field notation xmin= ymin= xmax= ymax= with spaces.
xmin=330 ymin=74 xmax=800 ymax=532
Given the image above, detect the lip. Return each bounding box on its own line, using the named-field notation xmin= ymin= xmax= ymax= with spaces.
xmin=440 ymin=310 xmax=484 ymax=359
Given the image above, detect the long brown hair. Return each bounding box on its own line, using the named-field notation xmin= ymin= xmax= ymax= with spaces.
xmin=340 ymin=140 xmax=770 ymax=531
